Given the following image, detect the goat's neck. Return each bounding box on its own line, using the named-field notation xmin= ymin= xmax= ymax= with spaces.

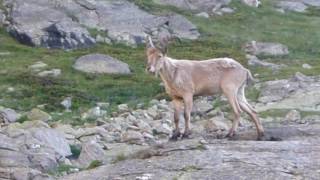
xmin=159 ymin=57 xmax=176 ymax=84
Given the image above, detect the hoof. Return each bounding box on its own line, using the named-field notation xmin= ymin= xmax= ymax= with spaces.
xmin=225 ymin=131 xmax=236 ymax=139
xmin=169 ymin=130 xmax=181 ymax=141
xmin=257 ymin=132 xmax=265 ymax=141
xmin=182 ymin=130 xmax=192 ymax=139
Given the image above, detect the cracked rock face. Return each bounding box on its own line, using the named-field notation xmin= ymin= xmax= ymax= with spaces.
xmin=61 ymin=123 xmax=320 ymax=180
xmin=2 ymin=0 xmax=200 ymax=49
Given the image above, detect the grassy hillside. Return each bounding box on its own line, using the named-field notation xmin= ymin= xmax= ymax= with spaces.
xmin=0 ymin=0 xmax=319 ymax=123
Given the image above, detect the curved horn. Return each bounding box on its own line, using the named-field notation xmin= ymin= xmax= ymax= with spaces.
xmin=148 ymin=36 xmax=155 ymax=48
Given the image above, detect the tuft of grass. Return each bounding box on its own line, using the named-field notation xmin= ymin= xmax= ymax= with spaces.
xmin=112 ymin=153 xmax=127 ymax=163
xmin=86 ymin=160 xmax=103 ymax=170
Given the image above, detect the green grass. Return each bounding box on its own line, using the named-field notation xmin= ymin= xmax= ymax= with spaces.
xmin=86 ymin=160 xmax=103 ymax=169
xmin=1 ymin=0 xmax=320 ymax=124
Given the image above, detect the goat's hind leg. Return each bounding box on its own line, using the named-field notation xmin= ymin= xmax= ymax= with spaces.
xmin=238 ymin=86 xmax=264 ymax=140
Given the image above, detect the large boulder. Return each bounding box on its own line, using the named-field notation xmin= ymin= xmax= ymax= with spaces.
xmin=73 ymin=54 xmax=131 ymax=74
xmin=5 ymin=0 xmax=95 ymax=49
xmin=0 ymin=107 xmax=21 ymax=124
xmin=0 ymin=121 xmax=72 ymax=173
xmin=3 ymin=0 xmax=200 ymax=49
xmin=244 ymin=41 xmax=289 ymax=56
xmin=31 ymin=128 xmax=72 ymax=157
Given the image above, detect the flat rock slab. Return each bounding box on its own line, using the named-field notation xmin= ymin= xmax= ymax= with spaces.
xmin=73 ymin=54 xmax=131 ymax=74
xmin=62 ymin=122 xmax=320 ymax=180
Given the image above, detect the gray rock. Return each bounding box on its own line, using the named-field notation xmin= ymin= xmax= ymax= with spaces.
xmin=256 ymin=73 xmax=320 ymax=112
xmin=0 ymin=108 xmax=21 ymax=123
xmin=118 ymin=104 xmax=129 ymax=113
xmin=166 ymin=14 xmax=200 ymax=40
xmin=241 ymin=0 xmax=261 ymax=7
xmin=27 ymin=108 xmax=52 ymax=122
xmin=121 ymin=130 xmax=144 ymax=145
xmin=0 ymin=149 xmax=30 ymax=167
xmin=73 ymin=54 xmax=131 ymax=74
xmin=81 ymin=0 xmax=199 ymax=45
xmin=6 ymin=0 xmax=95 ymax=49
xmin=196 ymin=12 xmax=210 ymax=18
xmin=77 ymin=140 xmax=106 ymax=168
xmin=302 ymin=63 xmax=312 ymax=69
xmin=28 ymin=61 xmax=48 ymax=72
xmin=82 ymin=106 xmax=107 ymax=119
xmin=246 ymin=54 xmax=286 ymax=71
xmin=31 ymin=128 xmax=72 ymax=157
xmin=245 ymin=41 xmax=289 ymax=56
xmin=302 ymin=0 xmax=320 ymax=7
xmin=37 ymin=69 xmax=61 ymax=77
xmin=277 ymin=1 xmax=308 ymax=13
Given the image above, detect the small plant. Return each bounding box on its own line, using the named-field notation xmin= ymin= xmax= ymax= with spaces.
xmin=87 ymin=160 xmax=103 ymax=170
xmin=69 ymin=145 xmax=81 ymax=159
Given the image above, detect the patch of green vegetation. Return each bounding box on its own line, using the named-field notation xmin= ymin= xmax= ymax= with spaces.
xmin=112 ymin=153 xmax=127 ymax=163
xmin=246 ymin=86 xmax=261 ymax=101
xmin=17 ymin=115 xmax=29 ymax=123
xmin=260 ymin=109 xmax=320 ymax=119
xmin=48 ymin=164 xmax=79 ymax=176
xmin=181 ymin=165 xmax=202 ymax=172
xmin=69 ymin=145 xmax=81 ymax=159
xmin=87 ymin=160 xmax=103 ymax=170
xmin=259 ymin=109 xmax=290 ymax=118
xmin=300 ymin=111 xmax=320 ymax=118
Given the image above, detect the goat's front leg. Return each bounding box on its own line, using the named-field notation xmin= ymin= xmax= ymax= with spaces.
xmin=182 ymin=94 xmax=193 ymax=139
xmin=170 ymin=99 xmax=183 ymax=141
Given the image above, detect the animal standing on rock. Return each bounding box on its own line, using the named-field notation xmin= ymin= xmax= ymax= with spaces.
xmin=145 ymin=36 xmax=264 ymax=140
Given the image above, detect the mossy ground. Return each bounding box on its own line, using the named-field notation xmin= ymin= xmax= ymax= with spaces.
xmin=0 ymin=0 xmax=319 ymax=123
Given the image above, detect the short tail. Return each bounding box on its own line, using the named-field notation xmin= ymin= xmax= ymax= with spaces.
xmin=246 ymin=69 xmax=255 ymax=86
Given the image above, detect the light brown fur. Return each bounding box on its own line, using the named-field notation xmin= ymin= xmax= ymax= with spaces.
xmin=146 ymin=47 xmax=264 ymax=140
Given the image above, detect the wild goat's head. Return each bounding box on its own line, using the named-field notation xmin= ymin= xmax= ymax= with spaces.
xmin=145 ymin=35 xmax=169 ymax=75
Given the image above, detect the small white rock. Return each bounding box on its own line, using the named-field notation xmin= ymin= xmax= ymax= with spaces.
xmin=302 ymin=63 xmax=312 ymax=69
